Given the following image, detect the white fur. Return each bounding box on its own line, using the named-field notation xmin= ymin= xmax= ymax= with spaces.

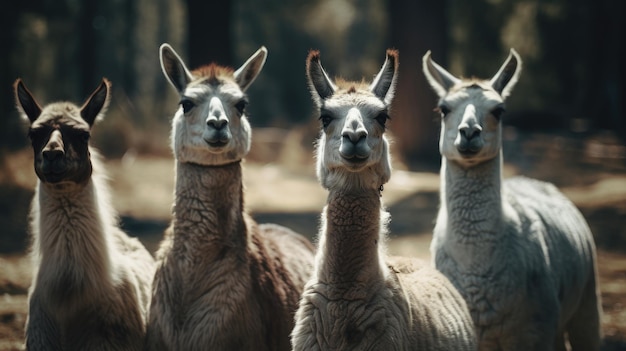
xmin=292 ymin=50 xmax=477 ymax=350
xmin=26 ymin=154 xmax=156 ymax=350
xmin=424 ymin=50 xmax=602 ymax=350
xmin=16 ymin=79 xmax=156 ymax=350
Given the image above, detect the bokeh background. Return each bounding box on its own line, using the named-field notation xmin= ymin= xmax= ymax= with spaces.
xmin=1 ymin=0 xmax=625 ymax=350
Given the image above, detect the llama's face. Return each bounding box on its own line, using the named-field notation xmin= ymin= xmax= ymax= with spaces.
xmin=422 ymin=50 xmax=521 ymax=168
xmin=437 ymin=83 xmax=505 ymax=166
xmin=14 ymin=79 xmax=110 ymax=186
xmin=160 ymin=44 xmax=266 ymax=166
xmin=307 ymin=50 xmax=397 ymax=191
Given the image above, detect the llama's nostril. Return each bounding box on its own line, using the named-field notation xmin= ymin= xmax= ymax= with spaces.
xmin=207 ymin=119 xmax=228 ymax=130
xmin=460 ymin=126 xmax=481 ymax=140
xmin=43 ymin=149 xmax=64 ymax=161
xmin=342 ymin=131 xmax=367 ymax=144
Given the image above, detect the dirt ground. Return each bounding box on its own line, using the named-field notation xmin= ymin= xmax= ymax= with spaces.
xmin=0 ymin=128 xmax=625 ymax=350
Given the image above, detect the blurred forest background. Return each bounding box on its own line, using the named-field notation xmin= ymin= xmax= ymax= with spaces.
xmin=1 ymin=0 xmax=624 ymax=164
xmin=1 ymin=1 xmax=626 ymax=348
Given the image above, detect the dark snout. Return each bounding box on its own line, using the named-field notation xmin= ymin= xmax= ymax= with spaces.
xmin=39 ymin=130 xmax=68 ymax=182
xmin=456 ymin=124 xmax=483 ymax=155
xmin=204 ymin=118 xmax=231 ymax=147
xmin=340 ymin=131 xmax=370 ymax=161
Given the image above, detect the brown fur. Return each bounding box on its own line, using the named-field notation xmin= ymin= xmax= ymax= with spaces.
xmin=191 ymin=63 xmax=236 ymax=86
xmin=146 ymin=162 xmax=314 ymax=350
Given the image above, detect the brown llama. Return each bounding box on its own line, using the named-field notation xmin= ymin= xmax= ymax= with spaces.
xmin=15 ymin=79 xmax=156 ymax=350
xmin=291 ymin=50 xmax=477 ymax=351
xmin=144 ymin=44 xmax=315 ymax=350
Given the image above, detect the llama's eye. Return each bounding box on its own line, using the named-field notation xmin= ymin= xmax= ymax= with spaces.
xmin=375 ymin=112 xmax=389 ymax=128
xmin=27 ymin=128 xmax=46 ymax=141
xmin=180 ymin=99 xmax=195 ymax=114
xmin=81 ymin=131 xmax=90 ymax=143
xmin=437 ymin=105 xmax=450 ymax=117
xmin=320 ymin=114 xmax=333 ymax=128
xmin=491 ymin=106 xmax=506 ymax=120
xmin=235 ymin=99 xmax=248 ymax=115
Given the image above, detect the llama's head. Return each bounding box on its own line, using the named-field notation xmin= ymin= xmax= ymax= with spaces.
xmin=307 ymin=49 xmax=397 ymax=192
xmin=422 ymin=49 xmax=521 ymax=168
xmin=14 ymin=78 xmax=110 ymax=188
xmin=160 ymin=43 xmax=267 ymax=166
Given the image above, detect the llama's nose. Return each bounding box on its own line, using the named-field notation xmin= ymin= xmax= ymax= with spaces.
xmin=43 ymin=148 xmax=64 ymax=161
xmin=342 ymin=109 xmax=368 ymax=144
xmin=43 ymin=131 xmax=64 ymax=161
xmin=342 ymin=129 xmax=367 ymax=145
xmin=459 ymin=124 xmax=482 ymax=140
xmin=207 ymin=118 xmax=228 ymax=130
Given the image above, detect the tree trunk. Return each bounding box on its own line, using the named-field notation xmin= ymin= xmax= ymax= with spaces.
xmin=186 ymin=0 xmax=232 ymax=67
xmin=388 ymin=0 xmax=447 ymax=171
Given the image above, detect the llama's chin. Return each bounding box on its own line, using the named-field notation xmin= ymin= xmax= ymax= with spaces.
xmin=42 ymin=180 xmax=86 ymax=193
xmin=448 ymin=151 xmax=497 ymax=168
xmin=340 ymin=157 xmax=370 ymax=172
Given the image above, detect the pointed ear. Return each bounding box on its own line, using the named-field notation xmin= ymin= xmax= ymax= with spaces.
xmin=306 ymin=50 xmax=336 ymax=107
xmin=234 ymin=46 xmax=267 ymax=92
xmin=14 ymin=79 xmax=42 ymax=123
xmin=80 ymin=78 xmax=111 ymax=126
xmin=490 ymin=49 xmax=521 ymax=99
xmin=160 ymin=43 xmax=194 ymax=94
xmin=422 ymin=51 xmax=460 ymax=98
xmin=370 ymin=49 xmax=399 ymax=105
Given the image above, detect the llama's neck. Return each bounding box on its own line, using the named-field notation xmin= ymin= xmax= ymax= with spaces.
xmin=32 ymin=176 xmax=115 ymax=302
xmin=439 ymin=153 xmax=504 ymax=244
xmin=316 ymin=188 xmax=387 ymax=287
xmin=172 ymin=161 xmax=246 ymax=256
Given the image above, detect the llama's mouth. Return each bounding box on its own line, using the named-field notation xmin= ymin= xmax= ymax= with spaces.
xmin=203 ymin=129 xmax=231 ymax=149
xmin=456 ymin=137 xmax=483 ymax=156
xmin=39 ymin=163 xmax=69 ymax=183
xmin=340 ymin=155 xmax=369 ymax=171
xmin=341 ymin=153 xmax=368 ymax=161
xmin=458 ymin=148 xmax=480 ymax=157
xmin=205 ymin=139 xmax=228 ymax=148
xmin=41 ymin=171 xmax=69 ymax=184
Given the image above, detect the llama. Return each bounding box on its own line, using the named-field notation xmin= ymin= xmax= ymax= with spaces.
xmin=291 ymin=49 xmax=477 ymax=351
xmin=144 ymin=44 xmax=315 ymax=350
xmin=15 ymin=78 xmax=156 ymax=350
xmin=422 ymin=49 xmax=602 ymax=350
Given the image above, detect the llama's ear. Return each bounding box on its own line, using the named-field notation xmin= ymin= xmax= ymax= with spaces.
xmin=80 ymin=78 xmax=111 ymax=127
xmin=490 ymin=49 xmax=521 ymax=99
xmin=422 ymin=51 xmax=460 ymax=98
xmin=14 ymin=79 xmax=42 ymax=123
xmin=160 ymin=43 xmax=194 ymax=94
xmin=306 ymin=50 xmax=336 ymax=107
xmin=370 ymin=49 xmax=399 ymax=105
xmin=234 ymin=46 xmax=267 ymax=92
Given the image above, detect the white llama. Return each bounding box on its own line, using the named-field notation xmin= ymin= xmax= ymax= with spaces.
xmin=15 ymin=78 xmax=156 ymax=350
xmin=291 ymin=50 xmax=477 ymax=351
xmin=144 ymin=44 xmax=315 ymax=350
xmin=423 ymin=49 xmax=602 ymax=350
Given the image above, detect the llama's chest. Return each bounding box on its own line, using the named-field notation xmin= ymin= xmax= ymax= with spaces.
xmin=294 ymin=284 xmax=409 ymax=351
xmin=151 ymin=258 xmax=271 ymax=349
xmin=447 ymin=266 xmax=520 ymax=328
xmin=435 ymin=248 xmax=557 ymax=342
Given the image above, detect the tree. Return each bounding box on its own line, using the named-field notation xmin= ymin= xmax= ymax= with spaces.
xmin=388 ymin=0 xmax=448 ymax=170
xmin=186 ymin=0 xmax=232 ymax=67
